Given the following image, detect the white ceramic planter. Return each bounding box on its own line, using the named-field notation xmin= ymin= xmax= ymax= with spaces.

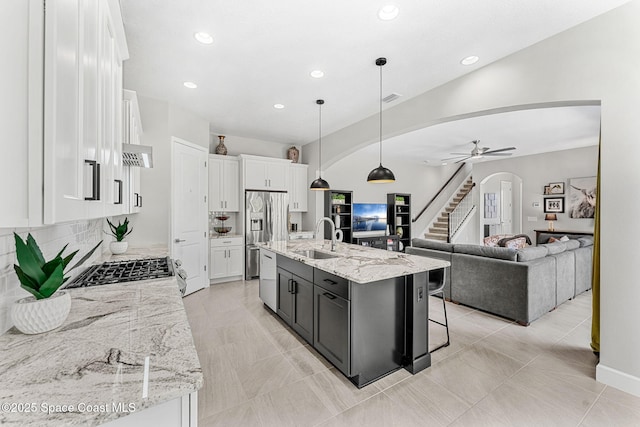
xmin=12 ymin=290 xmax=71 ymax=334
xmin=110 ymin=241 xmax=128 ymax=254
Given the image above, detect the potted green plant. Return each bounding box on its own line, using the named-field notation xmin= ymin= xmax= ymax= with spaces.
xmin=395 ymin=195 xmax=405 ymax=204
xmin=106 ymin=217 xmax=133 ymax=254
xmin=331 ymin=193 xmax=346 ymax=205
xmin=12 ymin=233 xmax=102 ymax=334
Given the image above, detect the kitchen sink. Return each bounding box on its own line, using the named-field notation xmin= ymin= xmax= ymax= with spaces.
xmin=293 ymin=249 xmax=340 ymax=260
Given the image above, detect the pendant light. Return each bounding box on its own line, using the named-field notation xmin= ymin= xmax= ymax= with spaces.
xmin=367 ymin=57 xmax=396 ymax=183
xmin=310 ymin=99 xmax=330 ymax=190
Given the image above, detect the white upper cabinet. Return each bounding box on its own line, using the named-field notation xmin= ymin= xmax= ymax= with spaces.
xmin=123 ymin=90 xmax=143 ymax=214
xmin=43 ymin=0 xmax=128 ymax=224
xmin=289 ymin=164 xmax=308 ymax=212
xmin=209 ymin=155 xmax=239 ymax=212
xmin=0 ymin=0 xmax=43 ymax=227
xmin=242 ymin=155 xmax=290 ymax=191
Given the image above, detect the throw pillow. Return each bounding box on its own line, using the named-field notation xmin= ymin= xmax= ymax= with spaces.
xmin=503 ymin=237 xmax=528 ymax=249
xmin=560 ymin=235 xmax=570 ymax=242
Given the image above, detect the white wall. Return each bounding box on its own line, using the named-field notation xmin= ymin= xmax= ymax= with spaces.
xmin=122 ymin=96 xmax=210 ymax=247
xmin=310 ymin=1 xmax=640 ymax=395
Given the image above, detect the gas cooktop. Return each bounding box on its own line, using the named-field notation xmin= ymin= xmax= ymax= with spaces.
xmin=66 ymin=257 xmax=175 ymax=288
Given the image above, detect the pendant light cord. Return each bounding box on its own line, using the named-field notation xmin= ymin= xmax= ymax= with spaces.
xmin=379 ymin=62 xmax=383 ymax=166
xmin=318 ymin=101 xmax=322 ymax=177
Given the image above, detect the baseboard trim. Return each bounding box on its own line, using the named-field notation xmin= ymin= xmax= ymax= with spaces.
xmin=596 ymin=363 xmax=640 ymax=397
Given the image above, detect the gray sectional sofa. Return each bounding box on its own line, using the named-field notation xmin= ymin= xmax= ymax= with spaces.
xmin=407 ymin=236 xmax=594 ymax=325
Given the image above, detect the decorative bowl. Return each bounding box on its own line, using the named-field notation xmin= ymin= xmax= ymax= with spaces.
xmin=215 ymin=215 xmax=230 ymax=221
xmin=214 ymin=226 xmax=232 ymax=235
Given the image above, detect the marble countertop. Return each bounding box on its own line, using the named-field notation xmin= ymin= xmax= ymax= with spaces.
xmin=259 ymin=239 xmax=449 ymax=283
xmin=0 ymin=274 xmax=202 ymax=425
xmin=97 ymin=245 xmax=169 ymax=262
xmin=210 ymin=233 xmax=242 ymax=240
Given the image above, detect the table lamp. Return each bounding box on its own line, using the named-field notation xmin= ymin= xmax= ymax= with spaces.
xmin=545 ymin=213 xmax=557 ymax=231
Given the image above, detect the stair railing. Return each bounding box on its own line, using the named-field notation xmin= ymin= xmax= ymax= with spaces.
xmin=447 ymin=183 xmax=476 ymax=242
xmin=413 ymin=163 xmax=466 ymax=223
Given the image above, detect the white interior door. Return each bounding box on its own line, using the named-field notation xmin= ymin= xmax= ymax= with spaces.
xmin=171 ymin=138 xmax=208 ymax=296
xmin=500 ymin=180 xmax=513 ymax=235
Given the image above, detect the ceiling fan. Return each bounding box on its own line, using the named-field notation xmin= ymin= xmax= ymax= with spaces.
xmin=443 ymin=140 xmax=516 ymax=163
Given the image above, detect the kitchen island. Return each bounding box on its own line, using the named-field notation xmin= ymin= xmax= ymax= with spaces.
xmin=258 ymin=239 xmax=449 ymax=387
xmin=0 ymin=276 xmax=202 ymax=426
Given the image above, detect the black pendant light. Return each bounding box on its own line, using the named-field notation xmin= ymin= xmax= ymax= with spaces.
xmin=367 ymin=57 xmax=396 ymax=183
xmin=310 ymin=99 xmax=330 ymax=191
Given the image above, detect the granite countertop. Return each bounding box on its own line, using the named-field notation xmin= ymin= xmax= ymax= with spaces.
xmin=0 ymin=275 xmax=202 ymax=425
xmin=97 ymin=244 xmax=169 ymax=262
xmin=209 ymin=233 xmax=242 ymax=240
xmin=259 ymin=239 xmax=449 ymax=283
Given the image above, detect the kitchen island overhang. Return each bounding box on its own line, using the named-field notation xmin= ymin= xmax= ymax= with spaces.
xmin=258 ymin=239 xmax=449 ymax=388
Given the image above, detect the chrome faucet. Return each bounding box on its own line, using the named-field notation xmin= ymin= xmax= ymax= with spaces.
xmin=316 ymin=217 xmax=337 ymax=252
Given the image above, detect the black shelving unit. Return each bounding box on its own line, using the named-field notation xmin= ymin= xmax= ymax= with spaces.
xmin=387 ymin=193 xmax=411 ymax=251
xmin=324 ymin=190 xmax=353 ymax=243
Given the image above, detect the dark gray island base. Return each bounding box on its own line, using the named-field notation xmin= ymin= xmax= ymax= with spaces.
xmin=260 ymin=240 xmax=449 ymax=388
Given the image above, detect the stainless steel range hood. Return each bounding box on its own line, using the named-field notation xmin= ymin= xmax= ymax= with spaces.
xmin=123 ymin=143 xmax=153 ymax=168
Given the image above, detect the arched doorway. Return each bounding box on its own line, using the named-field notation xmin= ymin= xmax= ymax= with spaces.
xmin=479 ymin=172 xmax=523 ymax=242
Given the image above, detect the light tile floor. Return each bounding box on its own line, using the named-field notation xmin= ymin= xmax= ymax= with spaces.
xmin=183 ymin=280 xmax=640 ymax=426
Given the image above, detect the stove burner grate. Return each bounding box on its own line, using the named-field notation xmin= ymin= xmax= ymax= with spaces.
xmin=66 ymin=257 xmax=174 ymax=288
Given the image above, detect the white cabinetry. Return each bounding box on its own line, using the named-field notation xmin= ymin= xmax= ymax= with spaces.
xmin=210 ymin=237 xmax=243 ymax=283
xmin=43 ymin=0 xmax=129 ymax=224
xmin=123 ymin=90 xmax=143 ymax=213
xmin=242 ymin=155 xmax=290 ymax=191
xmin=0 ymin=0 xmax=43 ymax=227
xmin=289 ymin=164 xmax=308 ymax=212
xmin=208 ymin=155 xmax=239 ymax=212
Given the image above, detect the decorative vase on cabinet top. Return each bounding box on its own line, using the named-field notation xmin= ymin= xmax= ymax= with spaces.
xmin=215 ymin=135 xmax=228 ymax=155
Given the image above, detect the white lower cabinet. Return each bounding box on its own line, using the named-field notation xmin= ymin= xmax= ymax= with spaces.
xmin=210 ymin=237 xmax=243 ymax=283
xmin=102 ymin=391 xmax=198 ymax=427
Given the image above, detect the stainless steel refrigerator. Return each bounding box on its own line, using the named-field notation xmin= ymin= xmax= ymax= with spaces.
xmin=245 ymin=191 xmax=289 ymax=278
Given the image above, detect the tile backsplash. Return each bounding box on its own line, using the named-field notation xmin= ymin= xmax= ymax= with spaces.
xmin=0 ymin=219 xmax=104 ymax=334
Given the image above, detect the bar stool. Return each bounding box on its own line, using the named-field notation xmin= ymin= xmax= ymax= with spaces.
xmin=428 ymin=268 xmax=450 ymax=352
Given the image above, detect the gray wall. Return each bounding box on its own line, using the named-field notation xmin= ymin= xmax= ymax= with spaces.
xmin=473 ymin=146 xmax=598 ymax=241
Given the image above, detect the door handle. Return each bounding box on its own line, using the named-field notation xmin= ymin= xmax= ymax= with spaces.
xmin=175 ymin=238 xmax=186 ymax=243
xmin=134 ymin=192 xmax=139 ymax=207
xmin=291 ymin=280 xmax=296 ymax=294
xmin=137 ymin=194 xmax=142 ymax=207
xmin=323 ymin=292 xmax=336 ymax=300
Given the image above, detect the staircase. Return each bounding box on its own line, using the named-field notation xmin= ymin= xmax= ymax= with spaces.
xmin=425 ymin=177 xmax=474 ymax=241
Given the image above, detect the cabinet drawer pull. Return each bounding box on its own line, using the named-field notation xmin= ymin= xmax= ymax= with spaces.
xmin=323 ymin=279 xmax=338 ymax=286
xmin=323 ymin=292 xmax=336 ymax=300
xmin=114 ymin=179 xmax=123 ymax=204
xmin=264 ymin=254 xmax=272 ymax=259
xmin=287 ymin=279 xmax=292 ymax=293
xmin=84 ymin=160 xmax=101 ymax=201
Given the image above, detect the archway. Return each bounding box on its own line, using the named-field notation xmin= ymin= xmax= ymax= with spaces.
xmin=479 ymin=172 xmax=523 ymax=243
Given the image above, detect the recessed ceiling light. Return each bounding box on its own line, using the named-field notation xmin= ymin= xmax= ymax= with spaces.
xmin=273 ymin=104 xmax=285 ymax=109
xmin=460 ymin=55 xmax=479 ymax=65
xmin=194 ymin=32 xmax=213 ymax=45
xmin=378 ymin=5 xmax=399 ymax=21
xmin=183 ymin=81 xmax=197 ymax=89
xmin=442 ymin=162 xmax=448 ymax=166
xmin=310 ymin=70 xmax=324 ymax=79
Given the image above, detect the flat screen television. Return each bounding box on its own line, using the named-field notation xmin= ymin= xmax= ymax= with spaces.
xmin=352 ymin=203 xmax=387 ymax=236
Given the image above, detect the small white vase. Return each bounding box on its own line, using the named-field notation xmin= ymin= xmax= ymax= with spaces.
xmin=12 ymin=290 xmax=71 ymax=334
xmin=110 ymin=241 xmax=128 ymax=254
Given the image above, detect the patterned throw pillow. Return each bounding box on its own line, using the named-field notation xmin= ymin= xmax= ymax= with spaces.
xmin=503 ymin=237 xmax=528 ymax=249
xmin=483 ymin=234 xmax=510 ymax=247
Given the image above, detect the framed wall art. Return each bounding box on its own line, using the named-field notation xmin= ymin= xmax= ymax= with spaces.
xmin=544 ymin=197 xmax=565 ymax=213
xmin=549 ymin=182 xmax=564 ymax=194
xmin=568 ymin=176 xmax=596 ymax=218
